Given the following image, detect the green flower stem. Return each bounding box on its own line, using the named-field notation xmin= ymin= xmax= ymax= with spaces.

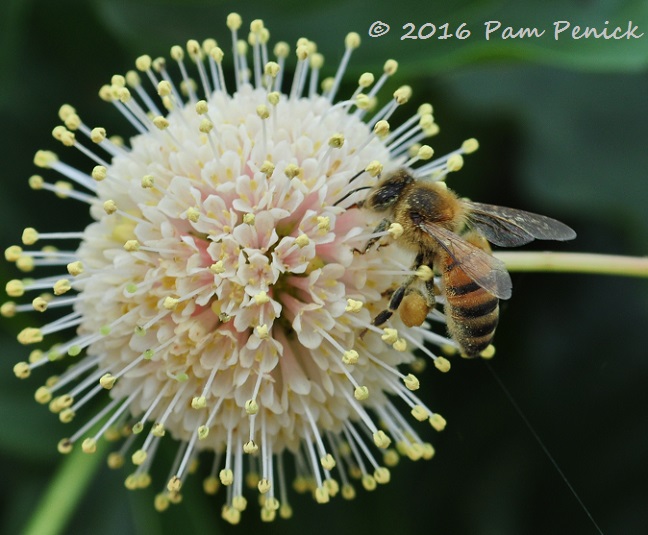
xmin=495 ymin=251 xmax=648 ymax=278
xmin=24 ymin=441 xmax=108 ymax=535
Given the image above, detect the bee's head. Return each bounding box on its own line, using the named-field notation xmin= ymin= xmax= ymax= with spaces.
xmin=362 ymin=169 xmax=414 ymax=212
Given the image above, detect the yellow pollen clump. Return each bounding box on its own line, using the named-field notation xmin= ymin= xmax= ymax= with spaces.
xmin=383 ymin=58 xmax=398 ymax=74
xmin=415 ymin=265 xmax=434 ymax=281
xmin=429 ymin=413 xmax=447 ymax=431
xmin=66 ymin=261 xmax=84 ymax=276
xmin=447 ymin=154 xmax=464 ymax=172
xmin=388 ymin=222 xmax=404 ymax=239
xmin=92 ymin=165 xmax=107 ymax=181
xmin=219 ymin=468 xmax=234 ymax=486
xmin=381 ymin=328 xmax=398 ymax=345
xmin=354 ymin=386 xmax=369 ymax=400
xmin=18 ymin=327 xmax=43 ymax=345
xmin=22 ymin=228 xmax=38 ymax=246
xmin=365 ymin=160 xmax=383 ymax=177
xmin=403 ymin=374 xmax=419 ymax=390
xmin=411 ymin=405 xmax=429 ymax=422
xmin=480 ymin=344 xmax=496 ymax=359
xmin=328 ymin=133 xmax=345 ymax=148
xmin=373 ymin=120 xmax=390 ymax=138
xmin=53 ymin=279 xmax=72 ymax=295
xmin=434 ymin=356 xmax=451 ymax=373
xmin=342 ymin=350 xmax=359 ymax=365
xmin=462 ymin=137 xmax=479 ymax=154
xmin=245 ymin=399 xmax=259 ymax=415
xmin=13 ymin=362 xmax=31 ymax=379
xmin=345 ymin=299 xmax=363 ymax=312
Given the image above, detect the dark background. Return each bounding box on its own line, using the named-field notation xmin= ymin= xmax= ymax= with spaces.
xmin=1 ymin=1 xmax=646 ymax=534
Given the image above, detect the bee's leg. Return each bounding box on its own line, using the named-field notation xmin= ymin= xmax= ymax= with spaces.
xmin=354 ymin=218 xmax=392 ymax=254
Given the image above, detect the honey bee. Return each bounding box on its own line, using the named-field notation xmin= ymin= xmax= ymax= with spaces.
xmin=357 ymin=169 xmax=577 ymax=357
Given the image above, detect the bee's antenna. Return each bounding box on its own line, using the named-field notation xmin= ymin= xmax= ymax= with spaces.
xmin=332 ymin=185 xmax=372 ymax=207
xmin=347 ymin=168 xmax=366 ymax=186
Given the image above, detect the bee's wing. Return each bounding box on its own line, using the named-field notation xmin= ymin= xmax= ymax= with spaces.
xmin=421 ymin=223 xmax=513 ymax=300
xmin=465 ymin=202 xmax=577 ymax=247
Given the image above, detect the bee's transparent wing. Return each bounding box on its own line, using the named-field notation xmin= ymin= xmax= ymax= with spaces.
xmin=420 ymin=223 xmax=513 ymax=300
xmin=465 ymin=202 xmax=577 ymax=247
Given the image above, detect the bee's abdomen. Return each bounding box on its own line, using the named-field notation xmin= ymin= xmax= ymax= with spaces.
xmin=444 ymin=270 xmax=499 ymax=358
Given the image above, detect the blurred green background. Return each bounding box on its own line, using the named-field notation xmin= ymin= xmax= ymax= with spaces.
xmin=1 ymin=0 xmax=647 ymax=534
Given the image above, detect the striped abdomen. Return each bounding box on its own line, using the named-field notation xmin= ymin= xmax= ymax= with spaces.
xmin=442 ymin=257 xmax=499 ymax=358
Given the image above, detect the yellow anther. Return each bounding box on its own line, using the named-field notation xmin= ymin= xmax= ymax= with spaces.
xmin=135 ymin=55 xmax=152 ymax=71
xmin=374 ymin=467 xmax=390 ymax=484
xmin=53 ymin=279 xmax=72 ymax=295
xmin=100 ymin=373 xmax=116 ymax=389
xmin=284 ymin=163 xmax=301 ymax=179
xmin=219 ymin=468 xmax=234 ymax=486
xmin=419 ymin=113 xmax=434 ymax=129
xmin=34 ymin=150 xmax=58 ymax=169
xmin=21 ymin=227 xmax=38 ymax=245
xmin=125 ymin=70 xmax=141 ymax=88
xmin=132 ymin=449 xmax=148 ymax=465
xmin=256 ymin=324 xmax=269 ymax=338
xmin=393 ymin=338 xmax=407 ymax=351
xmin=90 ymin=127 xmax=106 ymax=143
xmin=383 ymin=59 xmax=398 ymax=74
xmin=243 ymin=440 xmax=259 ymax=454
xmin=434 ymin=356 xmax=451 ymax=373
xmin=203 ymin=475 xmax=219 ymax=494
xmin=170 ymin=45 xmax=184 ymax=61
xmin=243 ymin=213 xmax=255 ymax=225
xmin=123 ymin=240 xmax=140 ymax=252
xmin=186 ymin=39 xmax=202 ymax=58
xmin=295 ymin=234 xmax=309 ymax=248
xmin=92 ymin=165 xmax=107 ymax=181
xmin=13 ymin=361 xmax=30 ymax=379
xmin=345 ymin=31 xmax=361 ymax=49
xmin=226 ymin=12 xmax=242 ymax=30
xmin=295 ymin=44 xmax=309 ymax=61
xmin=66 ymin=261 xmax=84 ymax=276
xmin=210 ymin=47 xmax=224 ymax=63
xmin=258 ymin=478 xmax=271 ymax=494
xmin=354 ymin=385 xmax=369 ymax=400
xmin=328 ymin=133 xmax=345 ymax=148
xmin=393 ymin=85 xmax=412 ymax=105
xmin=462 ymin=137 xmax=479 ymax=154
xmin=256 ymin=104 xmax=270 ymax=119
xmin=415 ymin=265 xmax=434 ymax=281
xmin=411 ymin=405 xmax=429 ymax=422
xmin=141 ymin=175 xmax=154 ymax=188
xmin=167 ymin=476 xmax=182 ymax=493
xmin=359 ymin=72 xmax=374 ymax=87
xmin=365 ymin=160 xmax=383 ymax=177
xmin=316 ymin=216 xmax=330 ymax=232
xmin=447 ymin=154 xmax=464 ymax=172
xmin=418 ymin=145 xmax=434 ymax=160
xmin=6 ymin=279 xmax=24 ymax=297
xmin=153 ymin=116 xmax=170 ymax=130
xmin=195 ymin=100 xmax=208 ymax=114
xmin=381 ymin=328 xmax=398 ymax=345
xmin=342 ymin=350 xmax=359 ymax=365
xmin=152 ymin=423 xmax=165 ymax=437
xmin=103 ymin=200 xmax=117 ymax=214
xmin=274 ymin=41 xmax=289 ymax=58
xmin=403 ymin=373 xmax=419 ymax=391
xmin=480 ymin=344 xmax=496 ymax=359
xmin=1 ymin=301 xmax=16 ymax=317
xmin=267 ymin=92 xmax=280 ymax=106
xmin=373 ymin=120 xmax=390 ymax=137
xmin=345 ymin=299 xmax=363 ymax=312
xmin=18 ymin=327 xmax=43 ymax=345
xmin=429 ymin=413 xmax=447 ymax=431
xmin=163 ymin=296 xmax=179 ymax=310
xmin=210 ymin=261 xmax=225 ymax=275
xmin=81 ymin=438 xmax=97 ymax=454
xmin=254 ymin=291 xmax=270 ymax=305
xmin=245 ymin=399 xmax=259 ymax=415
xmin=28 ymin=175 xmax=44 ymax=190
xmin=321 ymin=453 xmax=336 ymax=470
xmin=191 ymin=396 xmax=206 ymax=409
xmin=388 ymin=222 xmax=404 ymax=239
xmin=199 ymin=118 xmax=213 ymax=133
xmin=418 ymin=103 xmax=433 ymax=115
xmin=309 ymin=53 xmax=324 ymax=69
xmin=315 ymin=486 xmax=330 ymax=504
xmin=260 ymin=160 xmax=275 ymax=177
xmin=186 ymin=207 xmax=200 ymax=222
xmin=355 ymin=94 xmax=371 ymax=110
xmin=5 ymin=245 xmax=22 ymax=262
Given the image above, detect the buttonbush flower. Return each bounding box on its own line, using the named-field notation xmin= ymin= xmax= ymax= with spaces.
xmin=4 ymin=13 xmax=479 ymax=523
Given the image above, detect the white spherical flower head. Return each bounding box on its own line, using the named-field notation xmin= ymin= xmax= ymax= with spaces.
xmin=5 ymin=15 xmax=478 ymax=523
